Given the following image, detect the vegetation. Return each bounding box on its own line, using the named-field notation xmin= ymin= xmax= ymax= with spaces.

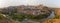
xmin=7 ymin=13 xmax=49 ymax=21
xmin=34 ymin=14 xmax=49 ymax=19
xmin=53 ymin=15 xmax=60 ymax=19
xmin=0 ymin=13 xmax=4 ymax=19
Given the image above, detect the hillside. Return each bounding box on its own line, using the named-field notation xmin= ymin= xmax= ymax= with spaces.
xmin=0 ymin=5 xmax=53 ymax=23
xmin=0 ymin=14 xmax=18 ymax=23
xmin=42 ymin=8 xmax=60 ymax=23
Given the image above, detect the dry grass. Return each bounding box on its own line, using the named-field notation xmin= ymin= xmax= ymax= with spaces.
xmin=43 ymin=19 xmax=60 ymax=23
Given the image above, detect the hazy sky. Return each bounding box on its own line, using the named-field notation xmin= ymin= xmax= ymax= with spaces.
xmin=0 ymin=0 xmax=60 ymax=8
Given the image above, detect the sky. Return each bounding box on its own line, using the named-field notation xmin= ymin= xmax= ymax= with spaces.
xmin=0 ymin=0 xmax=60 ymax=8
